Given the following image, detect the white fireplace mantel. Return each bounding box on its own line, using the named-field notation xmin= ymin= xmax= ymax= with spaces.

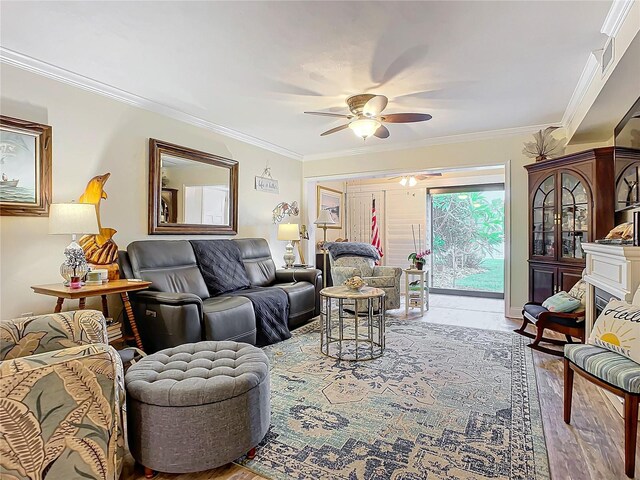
xmin=582 ymin=242 xmax=640 ymax=338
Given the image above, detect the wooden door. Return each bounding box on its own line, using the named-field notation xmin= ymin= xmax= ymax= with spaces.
xmin=530 ymin=263 xmax=556 ymax=303
xmin=558 ymin=266 xmax=583 ymax=293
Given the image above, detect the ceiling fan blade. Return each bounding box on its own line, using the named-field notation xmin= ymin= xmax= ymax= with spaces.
xmin=363 ymin=95 xmax=388 ymax=117
xmin=304 ymin=111 xmax=352 ymax=118
xmin=374 ymin=124 xmax=390 ymax=139
xmin=320 ymin=124 xmax=350 ymax=136
xmin=415 ymin=173 xmax=442 ymax=180
xmin=382 ymin=113 xmax=432 ymax=123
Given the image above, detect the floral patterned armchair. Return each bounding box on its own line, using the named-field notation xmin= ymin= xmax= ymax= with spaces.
xmin=0 ymin=310 xmax=125 ymax=480
xmin=328 ymin=253 xmax=402 ymax=309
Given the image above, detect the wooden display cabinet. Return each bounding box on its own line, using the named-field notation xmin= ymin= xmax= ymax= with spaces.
xmin=525 ymin=147 xmax=629 ymax=303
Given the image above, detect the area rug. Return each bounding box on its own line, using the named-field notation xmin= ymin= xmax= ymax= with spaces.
xmin=240 ymin=318 xmax=550 ymax=480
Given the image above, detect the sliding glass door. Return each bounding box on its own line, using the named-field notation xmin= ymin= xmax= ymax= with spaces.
xmin=429 ymin=184 xmax=505 ymax=298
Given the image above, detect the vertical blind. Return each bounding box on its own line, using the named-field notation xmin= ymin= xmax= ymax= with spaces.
xmin=384 ymin=189 xmax=427 ymax=289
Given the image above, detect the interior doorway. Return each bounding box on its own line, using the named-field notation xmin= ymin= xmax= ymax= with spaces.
xmin=428 ymin=184 xmax=505 ymax=299
xmin=305 ymin=165 xmax=509 ymax=315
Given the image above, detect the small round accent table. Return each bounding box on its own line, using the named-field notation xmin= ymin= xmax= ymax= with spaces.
xmin=319 ymin=286 xmax=386 ymax=361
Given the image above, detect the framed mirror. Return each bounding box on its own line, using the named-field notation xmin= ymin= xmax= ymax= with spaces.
xmin=148 ymin=139 xmax=238 ymax=234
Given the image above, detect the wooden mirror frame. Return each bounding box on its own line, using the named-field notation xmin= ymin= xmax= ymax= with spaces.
xmin=148 ymin=138 xmax=238 ymax=235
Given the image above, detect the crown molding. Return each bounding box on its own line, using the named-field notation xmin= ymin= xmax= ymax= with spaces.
xmin=601 ymin=0 xmax=635 ymax=37
xmin=561 ymin=0 xmax=635 ymax=134
xmin=560 ymin=53 xmax=600 ymax=130
xmin=0 ymin=47 xmax=304 ymax=161
xmin=302 ymin=123 xmax=552 ymax=162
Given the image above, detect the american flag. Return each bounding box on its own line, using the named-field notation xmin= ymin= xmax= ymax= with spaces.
xmin=371 ymin=198 xmax=383 ymax=259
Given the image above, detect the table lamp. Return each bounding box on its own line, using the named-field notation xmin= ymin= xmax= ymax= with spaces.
xmin=314 ymin=209 xmax=336 ymax=287
xmin=278 ymin=223 xmax=300 ymax=269
xmin=49 ymin=202 xmax=99 ymax=287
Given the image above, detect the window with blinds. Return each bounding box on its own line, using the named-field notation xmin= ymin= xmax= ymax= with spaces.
xmin=385 ymin=189 xmax=428 ymax=291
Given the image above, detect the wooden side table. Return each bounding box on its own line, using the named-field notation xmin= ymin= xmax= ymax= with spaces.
xmin=31 ymin=279 xmax=151 ymax=350
xmin=404 ymin=268 xmax=429 ymax=316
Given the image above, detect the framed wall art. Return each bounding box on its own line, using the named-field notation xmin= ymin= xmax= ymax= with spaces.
xmin=0 ymin=116 xmax=52 ymax=216
xmin=317 ymin=185 xmax=343 ymax=229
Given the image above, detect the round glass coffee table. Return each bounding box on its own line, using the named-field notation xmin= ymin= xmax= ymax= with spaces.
xmin=319 ymin=286 xmax=386 ymax=361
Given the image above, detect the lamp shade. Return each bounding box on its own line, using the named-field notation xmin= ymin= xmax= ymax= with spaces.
xmin=348 ymin=118 xmax=381 ymax=139
xmin=278 ymin=223 xmax=300 ymax=241
xmin=314 ymin=209 xmax=336 ymax=225
xmin=49 ymin=203 xmax=99 ymax=235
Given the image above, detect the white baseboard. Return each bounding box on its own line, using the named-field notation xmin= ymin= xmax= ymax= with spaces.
xmin=506 ymin=307 xmax=521 ymax=319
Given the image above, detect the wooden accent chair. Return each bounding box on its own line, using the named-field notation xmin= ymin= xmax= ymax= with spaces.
xmin=564 ymin=345 xmax=640 ymax=478
xmin=515 ymin=301 xmax=585 ymax=356
xmin=563 ymin=287 xmax=640 ymax=478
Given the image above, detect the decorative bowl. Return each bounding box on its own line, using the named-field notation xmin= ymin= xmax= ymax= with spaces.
xmin=344 ymin=276 xmax=366 ymax=291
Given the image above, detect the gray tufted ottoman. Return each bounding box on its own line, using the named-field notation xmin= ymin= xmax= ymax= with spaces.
xmin=125 ymin=341 xmax=270 ymax=477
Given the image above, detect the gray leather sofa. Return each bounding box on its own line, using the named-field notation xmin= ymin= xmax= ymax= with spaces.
xmin=118 ymin=238 xmax=321 ymax=353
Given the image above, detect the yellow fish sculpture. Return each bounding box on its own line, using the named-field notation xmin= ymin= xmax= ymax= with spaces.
xmin=78 ymin=173 xmax=119 ymax=269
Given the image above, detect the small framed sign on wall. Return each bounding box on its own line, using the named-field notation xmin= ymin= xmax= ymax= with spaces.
xmin=255 ymin=175 xmax=279 ymax=194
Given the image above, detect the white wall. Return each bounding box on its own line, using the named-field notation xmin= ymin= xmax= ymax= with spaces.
xmin=0 ymin=65 xmax=303 ymax=319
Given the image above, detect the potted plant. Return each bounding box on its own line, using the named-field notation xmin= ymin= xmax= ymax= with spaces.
xmin=408 ymin=250 xmax=431 ymax=270
xmin=408 ymin=224 xmax=431 ymax=270
xmin=522 ymin=126 xmax=566 ymax=162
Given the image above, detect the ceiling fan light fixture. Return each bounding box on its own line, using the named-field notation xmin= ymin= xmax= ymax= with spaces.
xmin=399 ymin=177 xmax=408 ymax=186
xmin=349 ymin=118 xmax=381 ymax=139
xmin=408 ymin=176 xmax=417 ymax=187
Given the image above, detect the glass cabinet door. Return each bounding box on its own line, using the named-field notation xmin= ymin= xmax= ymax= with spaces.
xmin=532 ymin=175 xmax=556 ymax=257
xmin=560 ymin=173 xmax=589 ymax=259
xmin=616 ymin=163 xmax=640 ymax=211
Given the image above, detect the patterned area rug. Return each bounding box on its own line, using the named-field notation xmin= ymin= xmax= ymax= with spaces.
xmin=240 ymin=318 xmax=549 ymax=480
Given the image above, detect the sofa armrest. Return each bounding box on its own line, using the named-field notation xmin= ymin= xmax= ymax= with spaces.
xmin=134 ymin=291 xmax=203 ymax=308
xmin=276 ymin=268 xmax=323 ymax=316
xmin=373 ymin=266 xmax=402 ymax=278
xmin=0 ymin=343 xmax=125 ymax=478
xmin=0 ymin=310 xmax=108 ymax=361
xmin=275 ymin=268 xmax=321 ymax=286
xmin=129 ymin=291 xmax=204 ymax=352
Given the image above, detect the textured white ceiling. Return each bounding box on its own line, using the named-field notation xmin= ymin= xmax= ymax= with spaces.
xmin=0 ymin=1 xmax=612 ymax=157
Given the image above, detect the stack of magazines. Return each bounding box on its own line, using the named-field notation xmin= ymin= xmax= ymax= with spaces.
xmin=106 ymin=322 xmax=122 ymax=342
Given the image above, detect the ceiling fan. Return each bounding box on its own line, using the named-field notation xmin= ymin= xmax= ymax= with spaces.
xmin=393 ymin=173 xmax=442 ymax=187
xmin=304 ymin=93 xmax=432 ymax=140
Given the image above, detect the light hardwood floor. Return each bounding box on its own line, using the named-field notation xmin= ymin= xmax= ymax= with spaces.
xmin=123 ymin=294 xmax=635 ymax=480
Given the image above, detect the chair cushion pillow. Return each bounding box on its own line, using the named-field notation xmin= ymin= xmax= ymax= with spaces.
xmin=333 ymin=256 xmax=375 ymax=277
xmin=542 ymin=291 xmax=581 ymax=313
xmin=589 ymin=299 xmax=640 ymax=363
xmin=522 ymin=303 xmax=584 ymax=327
xmin=568 ymin=279 xmax=587 ymax=313
xmin=565 ymin=344 xmax=640 ymax=394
